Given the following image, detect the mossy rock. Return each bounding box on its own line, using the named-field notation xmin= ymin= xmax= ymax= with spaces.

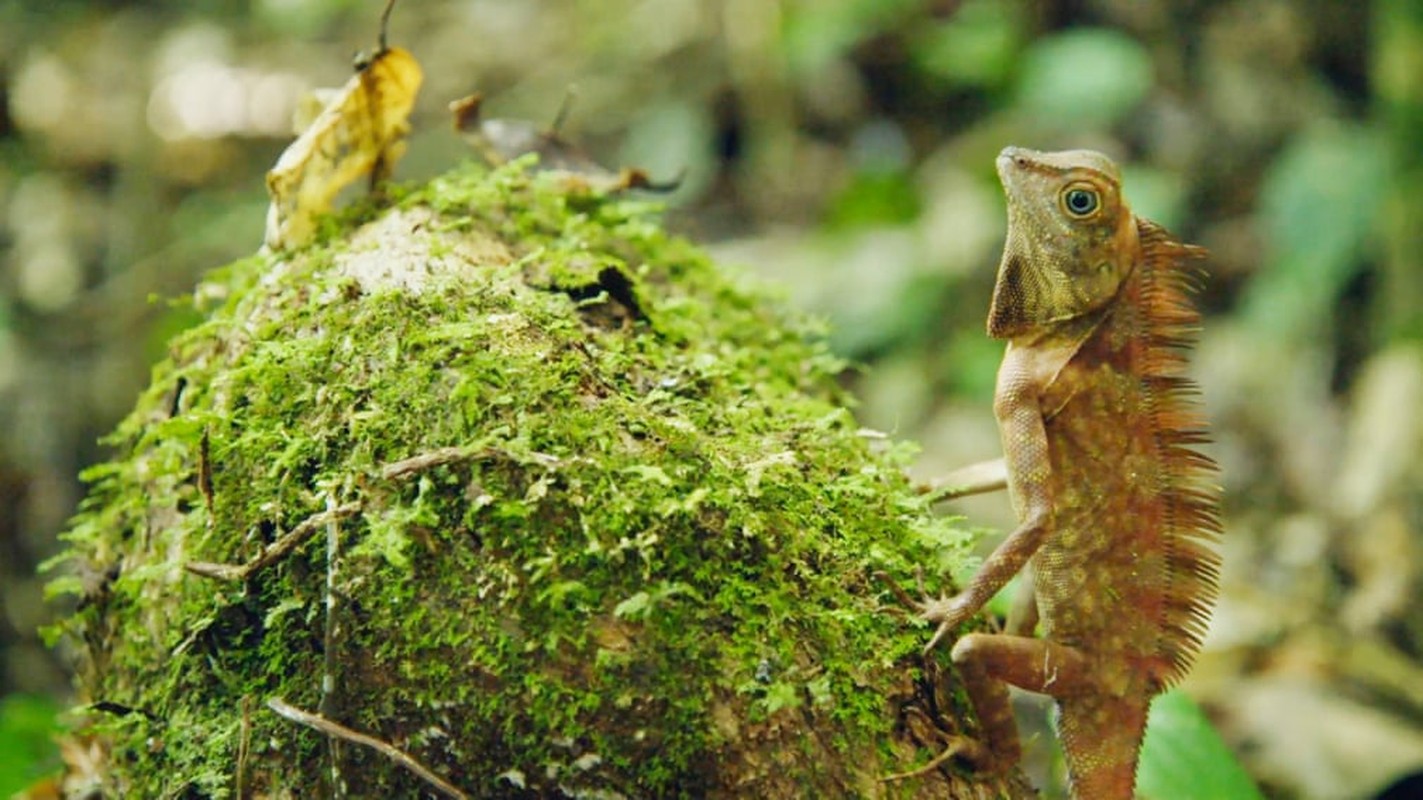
xmin=48 ymin=159 xmax=1031 ymax=798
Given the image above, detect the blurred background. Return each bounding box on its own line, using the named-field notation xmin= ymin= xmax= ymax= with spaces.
xmin=2 ymin=0 xmax=1422 ymax=797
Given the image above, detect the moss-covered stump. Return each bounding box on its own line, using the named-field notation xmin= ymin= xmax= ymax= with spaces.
xmin=49 ymin=160 xmax=1032 ymax=798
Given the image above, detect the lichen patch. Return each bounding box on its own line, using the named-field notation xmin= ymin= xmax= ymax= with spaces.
xmin=335 ymin=206 xmax=513 ymax=295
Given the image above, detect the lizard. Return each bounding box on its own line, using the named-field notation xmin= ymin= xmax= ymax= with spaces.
xmin=903 ymin=146 xmax=1222 ymax=798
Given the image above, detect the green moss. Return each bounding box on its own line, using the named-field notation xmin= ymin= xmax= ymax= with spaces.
xmin=48 ymin=159 xmax=990 ymax=797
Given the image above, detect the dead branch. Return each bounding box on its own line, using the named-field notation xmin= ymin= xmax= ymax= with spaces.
xmin=266 ymin=697 xmax=470 ymax=800
xmin=185 ymin=502 xmax=362 ymax=581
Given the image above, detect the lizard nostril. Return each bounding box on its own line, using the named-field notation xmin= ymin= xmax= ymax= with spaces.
xmin=1014 ymin=155 xmax=1029 ymax=168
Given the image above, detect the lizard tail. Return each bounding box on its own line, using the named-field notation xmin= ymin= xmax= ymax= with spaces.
xmin=1136 ymin=218 xmax=1223 ymax=687
xmin=1057 ymin=694 xmax=1151 ymax=800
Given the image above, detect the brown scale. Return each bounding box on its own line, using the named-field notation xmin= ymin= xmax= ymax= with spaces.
xmin=906 ymin=147 xmax=1221 ymax=799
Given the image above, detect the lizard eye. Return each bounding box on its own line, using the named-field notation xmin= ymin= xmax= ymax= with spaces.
xmin=1061 ymin=185 xmax=1100 ymax=218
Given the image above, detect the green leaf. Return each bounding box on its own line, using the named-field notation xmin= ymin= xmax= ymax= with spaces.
xmin=537 ymin=580 xmax=589 ymax=609
xmin=762 ymin=681 xmax=802 ymax=714
xmin=1242 ymin=122 xmax=1387 ymax=341
xmin=622 ymin=464 xmax=673 ymax=486
xmin=42 ymin=574 xmax=84 ymax=601
xmin=1138 ymin=690 xmax=1264 ymax=800
xmin=263 ymin=597 xmax=308 ymax=629
xmin=911 ymin=0 xmax=1022 ymax=88
xmin=613 ymin=591 xmax=652 ymax=620
xmin=359 ymin=507 xmax=413 ymax=569
xmin=782 ymin=0 xmax=918 ymax=75
xmin=0 ymin=693 xmax=62 ymax=796
xmin=1016 ymin=28 xmax=1153 ymax=128
xmin=824 ymin=171 xmax=921 ymax=229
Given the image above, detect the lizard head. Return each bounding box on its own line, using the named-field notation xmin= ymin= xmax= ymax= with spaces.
xmin=987 ymin=146 xmax=1139 ymax=339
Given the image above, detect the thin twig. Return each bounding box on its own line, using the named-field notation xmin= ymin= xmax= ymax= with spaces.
xmin=235 ymin=695 xmax=252 ymax=798
xmin=266 ymin=697 xmax=470 ymax=800
xmin=875 ymin=570 xmax=921 ymax=612
xmin=916 ymin=459 xmax=1008 ymax=502
xmin=377 ymin=0 xmax=397 ymax=53
xmin=379 ymin=446 xmax=487 ymax=481
xmin=880 ymin=741 xmax=964 ymax=783
xmin=321 ymin=493 xmax=346 ymax=797
xmin=187 ymin=443 xmax=560 ymax=581
xmin=185 ymin=502 xmax=362 ymax=581
xmin=379 ymin=446 xmax=559 ymax=481
xmin=550 ymin=85 xmax=578 ymax=136
xmin=198 ymin=429 xmax=215 ymax=523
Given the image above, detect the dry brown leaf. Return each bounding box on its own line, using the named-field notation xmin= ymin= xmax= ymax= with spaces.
xmin=264 ymin=30 xmax=422 ymax=250
xmin=449 ymin=91 xmax=681 ymax=195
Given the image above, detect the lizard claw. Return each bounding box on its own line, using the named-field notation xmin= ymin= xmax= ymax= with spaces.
xmin=876 ymin=571 xmax=971 ymax=653
xmin=919 ymin=593 xmax=974 ymax=653
xmin=924 ymin=620 xmax=954 ymax=653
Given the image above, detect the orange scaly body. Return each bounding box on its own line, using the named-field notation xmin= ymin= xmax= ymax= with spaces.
xmin=918 ymin=147 xmax=1221 ymax=798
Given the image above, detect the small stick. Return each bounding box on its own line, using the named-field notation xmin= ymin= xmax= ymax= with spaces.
xmin=267 ymin=697 xmax=470 ymax=800
xmin=199 ymin=429 xmax=215 ymax=522
xmin=379 ymin=446 xmax=488 ymax=481
xmin=320 ymin=494 xmax=347 ymax=797
xmin=190 ymin=444 xmax=561 ymax=581
xmin=377 ymin=0 xmax=398 ymax=54
xmin=235 ymin=695 xmax=252 ymax=798
xmin=880 ymin=741 xmax=964 ymax=783
xmin=917 ymin=458 xmax=1008 ymax=502
xmin=186 ymin=502 xmax=362 ymax=581
xmin=875 ymin=570 xmax=922 ymax=612
xmin=379 ymin=446 xmax=559 ymax=481
xmin=550 ymin=85 xmax=578 ymax=137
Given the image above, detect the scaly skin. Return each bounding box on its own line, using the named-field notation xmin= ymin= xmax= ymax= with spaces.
xmin=917 ymin=147 xmax=1221 ymax=798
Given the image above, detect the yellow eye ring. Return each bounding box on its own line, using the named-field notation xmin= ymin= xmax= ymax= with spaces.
xmin=1060 ymin=184 xmax=1100 ymax=218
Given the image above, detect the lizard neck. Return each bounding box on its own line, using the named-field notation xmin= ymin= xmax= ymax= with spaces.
xmin=1000 ymin=270 xmax=1129 ymax=396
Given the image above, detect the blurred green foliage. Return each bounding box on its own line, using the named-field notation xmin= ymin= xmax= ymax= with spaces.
xmin=1245 ymin=122 xmax=1387 ymax=344
xmin=0 ymin=693 xmax=61 ymax=796
xmin=1139 ymin=690 xmax=1264 ymax=800
xmin=782 ymin=0 xmax=921 ymax=76
xmin=1016 ymin=28 xmax=1153 ymax=129
xmin=826 ymin=171 xmax=921 ymax=228
xmin=911 ymin=0 xmax=1021 ymax=89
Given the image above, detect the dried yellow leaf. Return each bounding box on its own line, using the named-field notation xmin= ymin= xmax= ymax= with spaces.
xmin=264 ymin=46 xmax=423 ymax=250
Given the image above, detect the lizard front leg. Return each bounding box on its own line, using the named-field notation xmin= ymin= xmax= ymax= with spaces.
xmin=917 ymin=456 xmax=1041 ymax=637
xmin=921 ymin=359 xmax=1054 ymax=651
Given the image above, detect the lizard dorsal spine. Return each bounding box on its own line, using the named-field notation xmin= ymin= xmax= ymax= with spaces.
xmin=1133 ymin=218 xmax=1221 ymax=687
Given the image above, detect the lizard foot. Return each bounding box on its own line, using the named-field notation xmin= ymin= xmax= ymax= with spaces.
xmin=876 ymin=569 xmax=974 ymax=654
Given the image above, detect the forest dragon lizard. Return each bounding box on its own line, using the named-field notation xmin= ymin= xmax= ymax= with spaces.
xmin=906 ymin=147 xmax=1222 ymax=798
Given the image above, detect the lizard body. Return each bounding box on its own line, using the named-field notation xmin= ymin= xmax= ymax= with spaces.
xmin=918 ymin=147 xmax=1221 ymax=798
